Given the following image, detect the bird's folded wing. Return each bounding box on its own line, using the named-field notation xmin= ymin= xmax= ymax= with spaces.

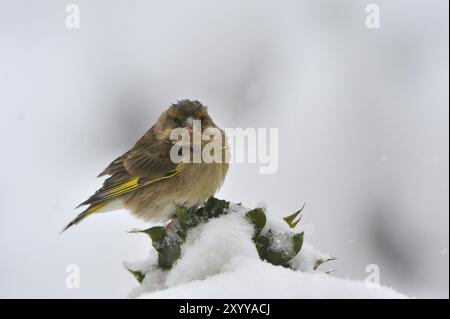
xmin=78 ymin=137 xmax=180 ymax=207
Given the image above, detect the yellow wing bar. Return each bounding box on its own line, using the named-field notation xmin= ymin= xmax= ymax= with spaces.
xmin=85 ymin=165 xmax=184 ymax=206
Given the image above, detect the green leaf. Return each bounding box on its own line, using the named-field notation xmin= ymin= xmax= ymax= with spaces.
xmin=256 ymin=245 xmax=291 ymax=266
xmin=130 ymin=226 xmax=181 ymax=270
xmin=129 ymin=226 xmax=166 ymax=241
xmin=313 ymin=257 xmax=337 ymax=271
xmin=260 ymin=251 xmax=290 ymax=266
xmin=282 ymin=204 xmax=305 ymax=229
xmin=254 ymin=230 xmax=304 ymax=267
xmin=202 ymin=197 xmax=230 ymax=218
xmin=157 ymin=244 xmax=181 ymax=270
xmin=144 ymin=226 xmax=167 ymax=243
xmin=253 ymin=230 xmax=290 ymax=266
xmin=292 ymin=231 xmax=304 ymax=256
xmin=175 ymin=205 xmax=199 ymax=230
xmin=246 ymin=208 xmax=266 ymax=235
xmin=127 ymin=268 xmax=145 ymax=284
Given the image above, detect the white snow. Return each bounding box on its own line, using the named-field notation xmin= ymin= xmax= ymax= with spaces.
xmin=125 ymin=204 xmax=407 ymax=299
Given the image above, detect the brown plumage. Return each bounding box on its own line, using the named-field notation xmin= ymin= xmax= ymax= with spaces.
xmin=62 ymin=100 xmax=228 ymax=232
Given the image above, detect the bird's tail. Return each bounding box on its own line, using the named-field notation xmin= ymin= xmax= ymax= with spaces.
xmin=60 ymin=202 xmax=107 ymax=233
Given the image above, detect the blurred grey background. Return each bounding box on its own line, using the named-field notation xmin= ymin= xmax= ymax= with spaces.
xmin=0 ymin=0 xmax=448 ymax=298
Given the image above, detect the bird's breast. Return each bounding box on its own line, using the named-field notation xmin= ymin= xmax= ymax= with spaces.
xmin=123 ymin=161 xmax=228 ymax=223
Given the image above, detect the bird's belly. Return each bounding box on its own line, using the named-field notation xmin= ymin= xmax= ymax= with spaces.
xmin=122 ymin=162 xmax=228 ymax=223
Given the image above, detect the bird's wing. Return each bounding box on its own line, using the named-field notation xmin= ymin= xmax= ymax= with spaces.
xmin=77 ymin=131 xmax=181 ymax=208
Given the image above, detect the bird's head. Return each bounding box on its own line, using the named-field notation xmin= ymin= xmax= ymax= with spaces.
xmin=155 ymin=99 xmax=217 ymax=141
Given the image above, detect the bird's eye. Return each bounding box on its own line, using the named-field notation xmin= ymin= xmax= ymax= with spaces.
xmin=173 ymin=117 xmax=183 ymax=126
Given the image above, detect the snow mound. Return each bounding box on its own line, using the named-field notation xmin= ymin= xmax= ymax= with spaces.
xmin=125 ymin=203 xmax=407 ymax=299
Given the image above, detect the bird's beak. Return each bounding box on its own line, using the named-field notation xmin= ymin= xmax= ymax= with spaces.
xmin=184 ymin=117 xmax=194 ymax=129
xmin=184 ymin=117 xmax=194 ymax=133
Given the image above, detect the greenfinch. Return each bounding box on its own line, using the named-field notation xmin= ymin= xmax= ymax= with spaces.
xmin=63 ymin=100 xmax=228 ymax=232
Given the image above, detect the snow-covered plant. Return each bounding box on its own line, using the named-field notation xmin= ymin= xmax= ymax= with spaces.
xmin=127 ymin=197 xmax=329 ymax=284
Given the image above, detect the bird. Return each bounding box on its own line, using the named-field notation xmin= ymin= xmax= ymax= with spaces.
xmin=62 ymin=99 xmax=229 ymax=232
